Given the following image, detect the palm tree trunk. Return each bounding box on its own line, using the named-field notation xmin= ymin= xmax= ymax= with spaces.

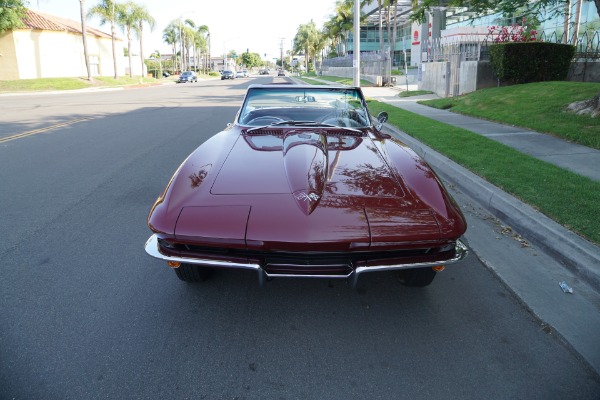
xmin=139 ymin=25 xmax=145 ymax=79
xmin=111 ymin=20 xmax=118 ymax=79
xmin=127 ymin=27 xmax=133 ymax=78
xmin=79 ymin=0 xmax=91 ymax=80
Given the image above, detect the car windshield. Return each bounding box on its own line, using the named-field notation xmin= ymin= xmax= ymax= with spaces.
xmin=182 ymin=72 xmax=192 ymax=76
xmin=237 ymin=87 xmax=371 ymax=128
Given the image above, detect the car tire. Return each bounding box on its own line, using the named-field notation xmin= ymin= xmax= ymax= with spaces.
xmin=396 ymin=268 xmax=436 ymax=287
xmin=174 ymin=263 xmax=214 ymax=282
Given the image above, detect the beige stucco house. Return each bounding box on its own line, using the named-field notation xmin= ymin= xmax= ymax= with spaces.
xmin=0 ymin=9 xmax=133 ymax=80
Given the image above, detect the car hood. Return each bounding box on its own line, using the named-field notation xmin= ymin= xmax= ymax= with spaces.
xmin=150 ymin=128 xmax=466 ymax=249
xmin=205 ymin=130 xmax=445 ymax=248
xmin=211 ymin=130 xmax=405 ymax=210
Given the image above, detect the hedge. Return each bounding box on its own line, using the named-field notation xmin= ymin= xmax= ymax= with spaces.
xmin=489 ymin=42 xmax=575 ymax=84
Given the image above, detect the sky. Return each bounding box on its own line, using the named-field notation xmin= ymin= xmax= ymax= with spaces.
xmin=30 ymin=0 xmax=337 ymax=60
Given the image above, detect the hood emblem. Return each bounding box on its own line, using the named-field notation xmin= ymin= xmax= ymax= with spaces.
xmin=294 ymin=192 xmax=320 ymax=202
xmin=292 ymin=190 xmax=322 ymax=215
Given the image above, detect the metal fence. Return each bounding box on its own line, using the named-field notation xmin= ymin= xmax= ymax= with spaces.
xmin=322 ymin=30 xmax=599 ymax=69
xmin=422 ymin=30 xmax=600 ymax=63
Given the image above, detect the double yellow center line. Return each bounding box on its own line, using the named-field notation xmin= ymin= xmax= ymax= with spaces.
xmin=0 ymin=117 xmax=93 ymax=144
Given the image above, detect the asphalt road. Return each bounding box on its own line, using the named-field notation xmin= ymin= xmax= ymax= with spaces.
xmin=1 ymin=77 xmax=599 ymax=399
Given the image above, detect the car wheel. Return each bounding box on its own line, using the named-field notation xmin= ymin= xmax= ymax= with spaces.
xmin=396 ymin=268 xmax=436 ymax=287
xmin=174 ymin=263 xmax=214 ymax=282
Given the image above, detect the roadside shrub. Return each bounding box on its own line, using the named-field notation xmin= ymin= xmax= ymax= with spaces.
xmin=490 ymin=42 xmax=575 ymax=84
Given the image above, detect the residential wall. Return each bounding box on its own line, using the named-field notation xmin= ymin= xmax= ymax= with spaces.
xmin=0 ymin=29 xmax=127 ymax=80
xmin=0 ymin=32 xmax=19 ymax=80
xmin=458 ymin=61 xmax=478 ymax=95
xmin=568 ymin=61 xmax=600 ymax=83
xmin=419 ymin=60 xmax=600 ymax=97
xmin=418 ymin=62 xmax=449 ymax=97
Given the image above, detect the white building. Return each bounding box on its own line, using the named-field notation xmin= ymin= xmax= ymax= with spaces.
xmin=0 ymin=9 xmax=137 ymax=80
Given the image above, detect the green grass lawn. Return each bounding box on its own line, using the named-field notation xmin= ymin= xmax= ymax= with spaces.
xmin=0 ymin=76 xmax=165 ymax=93
xmin=367 ymin=100 xmax=600 ymax=245
xmin=400 ymin=90 xmax=434 ymax=98
xmin=420 ymin=81 xmax=600 ymax=150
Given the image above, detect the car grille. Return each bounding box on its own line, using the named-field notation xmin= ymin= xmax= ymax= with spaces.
xmin=157 ymin=239 xmax=456 ymax=276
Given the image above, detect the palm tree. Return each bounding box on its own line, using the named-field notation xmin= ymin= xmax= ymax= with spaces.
xmin=197 ymin=25 xmax=210 ymax=73
xmin=150 ymin=50 xmax=162 ymax=77
xmin=134 ymin=3 xmax=155 ymax=79
xmin=183 ymin=19 xmax=198 ymax=71
xmin=163 ymin=23 xmax=178 ymax=72
xmin=116 ymin=1 xmax=138 ymax=77
xmin=88 ymin=0 xmax=120 ymax=79
xmin=376 ymin=0 xmax=383 ymax=54
xmin=322 ymin=19 xmax=339 ymax=57
xmin=335 ymin=0 xmax=354 ymax=55
xmin=294 ymin=21 xmax=319 ymax=72
xmin=116 ymin=1 xmax=155 ymax=78
xmin=312 ymin=31 xmax=327 ymax=73
xmin=79 ymin=0 xmax=91 ymax=80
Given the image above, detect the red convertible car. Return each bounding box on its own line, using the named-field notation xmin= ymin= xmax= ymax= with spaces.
xmin=145 ymin=84 xmax=467 ymax=287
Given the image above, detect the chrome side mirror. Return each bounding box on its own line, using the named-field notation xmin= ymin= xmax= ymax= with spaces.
xmin=377 ymin=111 xmax=388 ymax=124
xmin=375 ymin=111 xmax=388 ymax=132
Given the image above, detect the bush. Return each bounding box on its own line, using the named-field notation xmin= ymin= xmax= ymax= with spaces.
xmin=490 ymin=42 xmax=575 ymax=84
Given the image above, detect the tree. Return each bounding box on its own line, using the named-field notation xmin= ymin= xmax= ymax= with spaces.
xmin=410 ymin=0 xmax=600 ymax=116
xmin=115 ymin=2 xmax=154 ymax=78
xmin=322 ymin=0 xmax=369 ymax=57
xmin=134 ymin=3 xmax=154 ymax=79
xmin=116 ymin=1 xmax=137 ymax=77
xmin=149 ymin=50 xmax=162 ymax=77
xmin=197 ymin=25 xmax=210 ymax=73
xmin=79 ymin=0 xmax=92 ymax=80
xmin=240 ymin=52 xmax=262 ymax=69
xmin=333 ymin=0 xmax=354 ymax=55
xmin=411 ymin=0 xmax=599 ymax=23
xmin=162 ymin=23 xmax=178 ymax=72
xmin=0 ymin=0 xmax=27 ymax=34
xmin=294 ymin=21 xmax=320 ymax=72
xmin=88 ymin=0 xmax=121 ymax=79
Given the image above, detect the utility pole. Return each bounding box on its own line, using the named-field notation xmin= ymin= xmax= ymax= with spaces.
xmin=279 ymin=38 xmax=285 ymax=69
xmin=353 ymin=0 xmax=360 ymax=87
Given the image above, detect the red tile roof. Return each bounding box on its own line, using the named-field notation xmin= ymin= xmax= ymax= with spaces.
xmin=20 ymin=9 xmax=115 ymax=40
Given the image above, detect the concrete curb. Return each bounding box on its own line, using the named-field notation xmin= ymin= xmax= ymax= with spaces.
xmin=382 ymin=123 xmax=600 ymax=292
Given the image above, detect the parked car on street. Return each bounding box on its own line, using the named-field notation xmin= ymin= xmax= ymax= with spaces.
xmin=145 ymin=84 xmax=468 ymax=287
xmin=259 ymin=69 xmax=269 ymax=75
xmin=221 ymin=70 xmax=235 ymax=80
xmin=177 ymin=71 xmax=197 ymax=83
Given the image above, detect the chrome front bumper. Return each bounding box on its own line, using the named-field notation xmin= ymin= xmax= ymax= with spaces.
xmin=144 ymin=234 xmax=468 ymax=286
